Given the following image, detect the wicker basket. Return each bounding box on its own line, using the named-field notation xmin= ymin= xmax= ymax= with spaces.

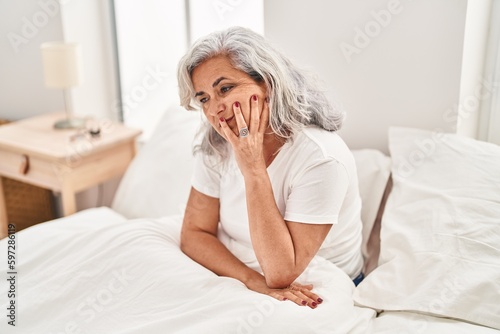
xmin=0 ymin=119 xmax=56 ymax=232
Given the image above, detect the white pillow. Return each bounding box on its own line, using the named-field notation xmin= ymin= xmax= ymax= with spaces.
xmin=351 ymin=150 xmax=391 ymax=260
xmin=111 ymin=105 xmax=202 ymax=218
xmin=353 ymin=127 xmax=500 ymax=330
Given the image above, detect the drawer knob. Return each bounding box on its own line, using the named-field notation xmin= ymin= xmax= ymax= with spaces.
xmin=19 ymin=154 xmax=30 ymax=175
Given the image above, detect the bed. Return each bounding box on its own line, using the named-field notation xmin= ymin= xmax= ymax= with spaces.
xmin=1 ymin=106 xmax=499 ymax=333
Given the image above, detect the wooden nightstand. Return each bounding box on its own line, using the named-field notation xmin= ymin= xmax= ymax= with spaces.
xmin=0 ymin=112 xmax=141 ymax=238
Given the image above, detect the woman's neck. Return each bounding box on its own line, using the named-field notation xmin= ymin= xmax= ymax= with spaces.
xmin=263 ymin=130 xmax=285 ymax=167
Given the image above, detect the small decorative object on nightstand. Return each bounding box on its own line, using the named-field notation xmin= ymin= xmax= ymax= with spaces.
xmin=0 ymin=113 xmax=141 ymax=238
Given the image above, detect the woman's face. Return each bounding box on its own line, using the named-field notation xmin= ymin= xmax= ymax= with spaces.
xmin=191 ymin=55 xmax=267 ymax=139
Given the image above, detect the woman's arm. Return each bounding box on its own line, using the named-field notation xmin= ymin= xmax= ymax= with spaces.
xmin=244 ymin=172 xmax=332 ymax=289
xmin=180 ymin=187 xmax=260 ymax=285
xmin=180 ymin=187 xmax=323 ymax=307
xmin=219 ymin=97 xmax=333 ymax=289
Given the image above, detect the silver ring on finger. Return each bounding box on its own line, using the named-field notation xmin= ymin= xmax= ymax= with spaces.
xmin=239 ymin=127 xmax=249 ymax=138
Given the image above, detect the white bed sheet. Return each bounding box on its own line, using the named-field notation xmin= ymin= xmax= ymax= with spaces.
xmin=1 ymin=207 xmax=375 ymax=334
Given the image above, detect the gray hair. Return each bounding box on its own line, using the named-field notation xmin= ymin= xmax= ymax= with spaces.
xmin=177 ymin=26 xmax=345 ymax=160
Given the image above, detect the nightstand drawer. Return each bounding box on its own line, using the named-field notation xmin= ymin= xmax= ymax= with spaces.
xmin=0 ymin=139 xmax=136 ymax=193
xmin=0 ymin=149 xmax=61 ymax=189
xmin=58 ymin=140 xmax=136 ymax=192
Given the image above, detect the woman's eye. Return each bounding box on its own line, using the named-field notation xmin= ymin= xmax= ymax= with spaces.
xmin=221 ymin=86 xmax=233 ymax=93
xmin=199 ymin=97 xmax=208 ymax=104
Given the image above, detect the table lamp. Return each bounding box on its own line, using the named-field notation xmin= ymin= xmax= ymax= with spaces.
xmin=40 ymin=42 xmax=85 ymax=129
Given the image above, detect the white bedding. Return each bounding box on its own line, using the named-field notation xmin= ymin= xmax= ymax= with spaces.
xmin=2 ymin=211 xmax=499 ymax=333
xmin=367 ymin=311 xmax=500 ymax=333
xmin=353 ymin=128 xmax=500 ymax=330
xmin=1 ymin=207 xmax=377 ymax=334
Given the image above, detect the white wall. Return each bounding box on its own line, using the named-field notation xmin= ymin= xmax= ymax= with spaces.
xmin=264 ymin=0 xmax=468 ymax=153
xmin=0 ymin=0 xmax=65 ymax=120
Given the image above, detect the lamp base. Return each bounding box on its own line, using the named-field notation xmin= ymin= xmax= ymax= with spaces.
xmin=54 ymin=117 xmax=86 ymax=129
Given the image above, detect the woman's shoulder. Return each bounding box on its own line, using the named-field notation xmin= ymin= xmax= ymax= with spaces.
xmin=284 ymin=127 xmax=358 ymax=184
xmin=293 ymin=126 xmax=353 ymax=163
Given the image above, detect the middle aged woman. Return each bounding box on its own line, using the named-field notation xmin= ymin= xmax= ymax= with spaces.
xmin=178 ymin=27 xmax=363 ymax=309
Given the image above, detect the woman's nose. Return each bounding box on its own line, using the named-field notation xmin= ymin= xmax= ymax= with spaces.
xmin=206 ymin=97 xmax=226 ymax=117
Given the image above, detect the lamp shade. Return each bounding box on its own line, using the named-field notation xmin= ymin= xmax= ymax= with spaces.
xmin=41 ymin=42 xmax=83 ymax=88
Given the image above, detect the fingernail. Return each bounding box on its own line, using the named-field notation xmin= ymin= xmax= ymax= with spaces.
xmin=312 ymin=302 xmax=317 ymax=307
xmin=283 ymin=297 xmax=287 ymax=301
xmin=301 ymin=300 xmax=307 ymax=306
xmin=234 ymin=101 xmax=240 ymax=108
xmin=252 ymin=95 xmax=257 ymax=101
xmin=219 ymin=117 xmax=225 ymax=122
xmin=317 ymin=298 xmax=323 ymax=303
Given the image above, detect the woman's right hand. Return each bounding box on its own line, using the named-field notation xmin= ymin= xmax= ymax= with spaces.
xmin=245 ymin=273 xmax=323 ymax=309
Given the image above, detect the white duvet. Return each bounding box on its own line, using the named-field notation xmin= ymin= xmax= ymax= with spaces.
xmin=0 ymin=207 xmax=375 ymax=334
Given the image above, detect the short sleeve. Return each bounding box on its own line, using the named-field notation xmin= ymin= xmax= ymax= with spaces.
xmin=284 ymin=159 xmax=349 ymax=224
xmin=191 ymin=152 xmax=221 ymax=198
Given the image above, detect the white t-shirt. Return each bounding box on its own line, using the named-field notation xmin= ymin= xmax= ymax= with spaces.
xmin=191 ymin=126 xmax=363 ymax=279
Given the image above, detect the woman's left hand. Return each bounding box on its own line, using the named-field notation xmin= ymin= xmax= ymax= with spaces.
xmin=218 ymin=95 xmax=269 ymax=176
xmin=245 ymin=272 xmax=323 ymax=309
